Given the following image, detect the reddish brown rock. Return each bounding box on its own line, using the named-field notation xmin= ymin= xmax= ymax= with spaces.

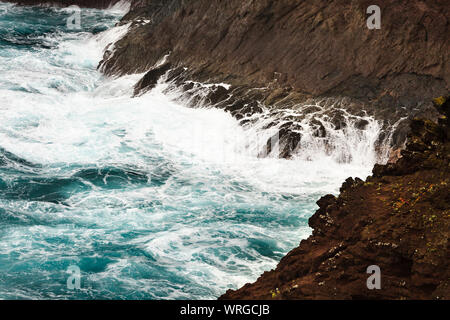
xmin=220 ymin=97 xmax=450 ymax=300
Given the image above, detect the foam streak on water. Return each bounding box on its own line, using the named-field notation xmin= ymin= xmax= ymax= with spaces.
xmin=0 ymin=4 xmax=378 ymax=299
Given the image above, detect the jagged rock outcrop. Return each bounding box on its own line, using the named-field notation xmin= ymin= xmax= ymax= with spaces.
xmin=220 ymin=97 xmax=450 ymax=300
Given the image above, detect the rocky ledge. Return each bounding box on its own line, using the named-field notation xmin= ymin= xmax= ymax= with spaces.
xmin=221 ymin=97 xmax=450 ymax=300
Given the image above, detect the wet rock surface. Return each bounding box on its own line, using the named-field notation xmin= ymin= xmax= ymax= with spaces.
xmin=101 ymin=0 xmax=448 ymax=158
xmin=220 ymin=97 xmax=450 ymax=300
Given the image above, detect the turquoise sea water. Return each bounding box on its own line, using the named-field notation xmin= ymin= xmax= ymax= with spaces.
xmin=0 ymin=3 xmax=378 ymax=299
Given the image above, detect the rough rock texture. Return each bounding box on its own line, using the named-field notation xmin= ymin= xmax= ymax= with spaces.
xmin=11 ymin=0 xmax=121 ymax=8
xmin=220 ymin=97 xmax=450 ymax=300
xmin=98 ymin=0 xmax=449 ymax=157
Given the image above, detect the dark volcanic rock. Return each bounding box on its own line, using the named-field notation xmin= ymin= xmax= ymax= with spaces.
xmin=220 ymin=97 xmax=450 ymax=300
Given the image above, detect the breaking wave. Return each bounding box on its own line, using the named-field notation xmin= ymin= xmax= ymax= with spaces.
xmin=0 ymin=3 xmax=389 ymax=299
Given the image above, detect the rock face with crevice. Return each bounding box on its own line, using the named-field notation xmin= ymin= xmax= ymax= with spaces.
xmin=220 ymin=97 xmax=450 ymax=300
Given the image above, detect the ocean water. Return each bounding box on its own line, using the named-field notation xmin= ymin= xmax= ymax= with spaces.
xmin=0 ymin=3 xmax=380 ymax=299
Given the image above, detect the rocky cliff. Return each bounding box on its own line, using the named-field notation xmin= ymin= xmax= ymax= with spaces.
xmin=8 ymin=0 xmax=450 ymax=158
xmin=221 ymin=97 xmax=449 ymax=300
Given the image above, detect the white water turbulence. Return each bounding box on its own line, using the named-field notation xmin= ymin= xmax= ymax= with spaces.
xmin=0 ymin=4 xmax=381 ymax=299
